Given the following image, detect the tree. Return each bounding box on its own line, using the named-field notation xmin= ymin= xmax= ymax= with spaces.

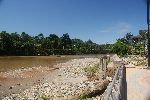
xmin=85 ymin=39 xmax=93 ymax=54
xmin=0 ymin=31 xmax=13 ymax=55
xmin=11 ymin=32 xmax=21 ymax=55
xmin=34 ymin=33 xmax=45 ymax=55
xmin=60 ymin=33 xmax=72 ymax=54
xmin=47 ymin=34 xmax=60 ymax=55
xmin=20 ymin=32 xmax=34 ymax=55
xmin=21 ymin=32 xmax=32 ymax=42
xmin=41 ymin=37 xmax=52 ymax=55
xmin=125 ymin=32 xmax=133 ymax=44
xmin=60 ymin=33 xmax=72 ymax=49
xmin=139 ymin=30 xmax=147 ymax=55
xmin=0 ymin=31 xmax=111 ymax=56
xmin=71 ymin=38 xmax=84 ymax=54
xmin=112 ymin=40 xmax=129 ymax=56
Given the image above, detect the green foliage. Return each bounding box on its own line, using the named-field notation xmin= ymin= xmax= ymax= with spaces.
xmin=112 ymin=40 xmax=129 ymax=56
xmin=79 ymin=96 xmax=88 ymax=100
xmin=125 ymin=32 xmax=133 ymax=44
xmin=41 ymin=95 xmax=47 ymax=100
xmin=61 ymin=33 xmax=72 ymax=50
xmin=0 ymin=31 xmax=112 ymax=56
xmin=113 ymin=31 xmax=147 ymax=55
xmin=84 ymin=64 xmax=99 ymax=77
xmin=41 ymin=95 xmax=51 ymax=100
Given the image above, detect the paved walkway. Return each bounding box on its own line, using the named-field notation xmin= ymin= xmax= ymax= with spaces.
xmin=126 ymin=68 xmax=150 ymax=100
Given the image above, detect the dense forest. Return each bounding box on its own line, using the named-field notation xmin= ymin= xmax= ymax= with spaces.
xmin=0 ymin=31 xmax=112 ymax=56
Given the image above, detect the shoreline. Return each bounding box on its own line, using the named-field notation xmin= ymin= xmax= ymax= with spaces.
xmin=0 ymin=66 xmax=57 ymax=99
xmin=0 ymin=55 xmax=103 ymax=72
xmin=1 ymin=57 xmax=110 ymax=100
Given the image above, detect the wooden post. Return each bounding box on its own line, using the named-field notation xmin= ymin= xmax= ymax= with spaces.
xmin=104 ymin=58 xmax=107 ymax=78
xmin=105 ymin=58 xmax=108 ymax=71
xmin=99 ymin=57 xmax=101 ymax=68
xmin=101 ymin=58 xmax=104 ymax=71
xmin=99 ymin=57 xmax=105 ymax=80
xmin=107 ymin=55 xmax=110 ymax=62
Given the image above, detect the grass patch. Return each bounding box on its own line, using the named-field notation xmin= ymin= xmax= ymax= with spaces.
xmin=41 ymin=95 xmax=51 ymax=100
xmin=106 ymin=67 xmax=116 ymax=77
xmin=84 ymin=64 xmax=99 ymax=80
xmin=79 ymin=96 xmax=88 ymax=100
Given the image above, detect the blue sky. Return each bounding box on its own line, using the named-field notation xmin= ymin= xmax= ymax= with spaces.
xmin=0 ymin=0 xmax=147 ymax=44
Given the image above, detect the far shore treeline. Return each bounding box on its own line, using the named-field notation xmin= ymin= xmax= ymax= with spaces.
xmin=0 ymin=31 xmax=112 ymax=56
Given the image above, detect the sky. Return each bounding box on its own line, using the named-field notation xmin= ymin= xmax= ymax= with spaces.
xmin=0 ymin=0 xmax=148 ymax=44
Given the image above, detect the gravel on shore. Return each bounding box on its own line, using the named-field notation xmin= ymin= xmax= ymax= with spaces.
xmin=122 ymin=55 xmax=147 ymax=68
xmin=2 ymin=58 xmax=109 ymax=100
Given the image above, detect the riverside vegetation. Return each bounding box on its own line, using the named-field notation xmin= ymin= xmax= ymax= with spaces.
xmin=0 ymin=30 xmax=147 ymax=57
xmin=0 ymin=31 xmax=112 ymax=56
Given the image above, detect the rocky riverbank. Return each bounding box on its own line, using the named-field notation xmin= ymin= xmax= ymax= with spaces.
xmin=122 ymin=55 xmax=148 ymax=68
xmin=2 ymin=58 xmax=111 ymax=100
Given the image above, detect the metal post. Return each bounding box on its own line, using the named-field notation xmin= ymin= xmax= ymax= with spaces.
xmin=147 ymin=0 xmax=150 ymax=67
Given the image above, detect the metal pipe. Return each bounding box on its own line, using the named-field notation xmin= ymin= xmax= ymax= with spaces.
xmin=147 ymin=0 xmax=150 ymax=67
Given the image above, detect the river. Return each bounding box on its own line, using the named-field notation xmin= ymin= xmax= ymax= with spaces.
xmin=0 ymin=55 xmax=102 ymax=72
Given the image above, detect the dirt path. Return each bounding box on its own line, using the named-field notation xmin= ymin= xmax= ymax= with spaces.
xmin=126 ymin=68 xmax=150 ymax=100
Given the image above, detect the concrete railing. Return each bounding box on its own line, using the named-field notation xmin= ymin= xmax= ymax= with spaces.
xmin=101 ymin=61 xmax=126 ymax=100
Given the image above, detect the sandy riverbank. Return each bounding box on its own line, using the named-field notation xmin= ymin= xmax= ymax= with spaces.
xmin=0 ymin=66 xmax=58 ymax=99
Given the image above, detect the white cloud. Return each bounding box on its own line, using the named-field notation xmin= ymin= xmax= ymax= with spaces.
xmin=100 ymin=22 xmax=132 ymax=34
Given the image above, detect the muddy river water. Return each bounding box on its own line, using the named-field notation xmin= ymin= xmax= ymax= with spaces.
xmin=0 ymin=56 xmax=71 ymax=72
xmin=0 ymin=55 xmax=101 ymax=72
